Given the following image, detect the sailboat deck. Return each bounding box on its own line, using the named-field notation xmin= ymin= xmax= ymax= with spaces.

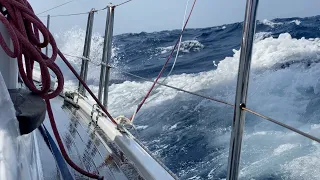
xmin=37 ymin=96 xmax=141 ymax=180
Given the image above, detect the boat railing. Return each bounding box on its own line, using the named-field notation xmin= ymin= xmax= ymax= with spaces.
xmin=40 ymin=0 xmax=320 ymax=179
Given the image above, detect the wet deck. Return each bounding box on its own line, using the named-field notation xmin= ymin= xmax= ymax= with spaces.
xmin=37 ymin=96 xmax=136 ymax=180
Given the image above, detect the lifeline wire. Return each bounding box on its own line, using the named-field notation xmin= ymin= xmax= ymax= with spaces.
xmin=119 ymin=68 xmax=320 ymax=143
xmin=36 ymin=0 xmax=77 ymax=15
xmin=44 ymin=5 xmax=109 ymax=18
xmin=65 ymin=36 xmax=320 ymax=145
xmin=48 ymin=48 xmax=93 ymax=62
xmin=117 ymin=68 xmax=235 ymax=106
xmin=45 ymin=12 xmax=90 ymax=18
xmin=114 ymin=0 xmax=133 ymax=7
xmin=34 ymin=0 xmax=320 ymax=151
xmin=38 ymin=1 xmax=132 ymax=18
xmin=39 ymin=9 xmax=98 ymax=18
xmin=243 ymin=107 xmax=320 ymax=143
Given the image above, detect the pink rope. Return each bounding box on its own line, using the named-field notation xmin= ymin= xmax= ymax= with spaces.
xmin=131 ymin=0 xmax=197 ymax=119
xmin=0 ymin=0 xmax=115 ymax=179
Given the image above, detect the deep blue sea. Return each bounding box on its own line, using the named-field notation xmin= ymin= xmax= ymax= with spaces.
xmin=57 ymin=15 xmax=320 ymax=179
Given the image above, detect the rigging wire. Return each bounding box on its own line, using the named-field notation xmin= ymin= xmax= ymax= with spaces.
xmin=32 ymin=0 xmax=319 ymax=164
xmin=163 ymin=0 xmax=190 ymax=83
xmin=130 ymin=0 xmax=192 ymax=122
xmin=37 ymin=0 xmax=77 ymax=15
xmin=43 ymin=0 xmax=320 ymax=145
xmin=131 ymin=0 xmax=198 ymax=119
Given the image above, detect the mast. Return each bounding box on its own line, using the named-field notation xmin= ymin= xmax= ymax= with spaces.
xmin=226 ymin=0 xmax=259 ymax=179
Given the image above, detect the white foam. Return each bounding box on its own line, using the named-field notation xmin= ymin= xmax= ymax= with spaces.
xmin=109 ymin=33 xmax=320 ymax=179
xmin=135 ymin=125 xmax=148 ymax=130
xmin=187 ymin=175 xmax=201 ymax=180
xmin=157 ymin=40 xmax=204 ymax=54
xmin=213 ymin=60 xmax=218 ymax=67
xmin=282 ymin=152 xmax=320 ymax=179
xmin=101 ymin=33 xmax=320 ymax=122
xmin=169 ymin=123 xmax=178 ymax=130
xmin=254 ymin=32 xmax=272 ymax=42
xmin=290 ymin=20 xmax=301 ymax=25
xmin=56 ymin=28 xmax=120 ymax=83
xmin=63 ymin=33 xmax=320 ymax=118
xmin=260 ymin=19 xmax=283 ymax=28
xmin=311 ymin=124 xmax=320 ymax=129
xmin=273 ymin=144 xmax=297 ymax=156
xmin=62 ymin=31 xmax=320 ymax=179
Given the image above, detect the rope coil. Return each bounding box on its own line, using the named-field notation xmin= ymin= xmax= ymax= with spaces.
xmin=0 ymin=0 xmax=121 ymax=179
xmin=5 ymin=2 xmax=317 ymax=180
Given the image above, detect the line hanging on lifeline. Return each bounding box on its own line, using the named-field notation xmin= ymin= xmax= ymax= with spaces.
xmin=131 ymin=0 xmax=198 ymax=119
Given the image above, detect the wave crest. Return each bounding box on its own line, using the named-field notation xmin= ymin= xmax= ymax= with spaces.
xmin=157 ymin=40 xmax=204 ymax=54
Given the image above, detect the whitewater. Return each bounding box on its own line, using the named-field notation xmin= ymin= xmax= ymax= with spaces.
xmin=54 ymin=15 xmax=320 ymax=179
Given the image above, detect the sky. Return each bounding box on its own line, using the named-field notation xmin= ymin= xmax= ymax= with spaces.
xmin=29 ymin=0 xmax=320 ymax=35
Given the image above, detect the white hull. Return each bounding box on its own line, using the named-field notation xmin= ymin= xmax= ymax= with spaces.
xmin=0 ymin=73 xmax=43 ymax=180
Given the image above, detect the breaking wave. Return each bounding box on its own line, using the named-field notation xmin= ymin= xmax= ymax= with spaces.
xmin=157 ymin=40 xmax=205 ymax=54
xmin=59 ymin=15 xmax=320 ymax=179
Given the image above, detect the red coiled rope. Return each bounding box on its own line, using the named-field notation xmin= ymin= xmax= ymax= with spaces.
xmin=131 ymin=0 xmax=197 ymax=119
xmin=0 ymin=0 xmax=118 ymax=179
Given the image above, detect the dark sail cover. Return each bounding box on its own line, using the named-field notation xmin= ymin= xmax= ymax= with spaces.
xmin=8 ymin=89 xmax=46 ymax=135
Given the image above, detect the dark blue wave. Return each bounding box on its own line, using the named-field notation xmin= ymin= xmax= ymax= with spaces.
xmin=111 ymin=15 xmax=320 ymax=83
xmin=115 ymin=15 xmax=320 ymax=179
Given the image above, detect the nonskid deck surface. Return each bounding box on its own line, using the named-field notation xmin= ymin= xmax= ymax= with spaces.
xmin=37 ymin=96 xmax=140 ymax=180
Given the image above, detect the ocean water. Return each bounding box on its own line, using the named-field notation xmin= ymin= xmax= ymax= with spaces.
xmin=56 ymin=15 xmax=320 ymax=179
